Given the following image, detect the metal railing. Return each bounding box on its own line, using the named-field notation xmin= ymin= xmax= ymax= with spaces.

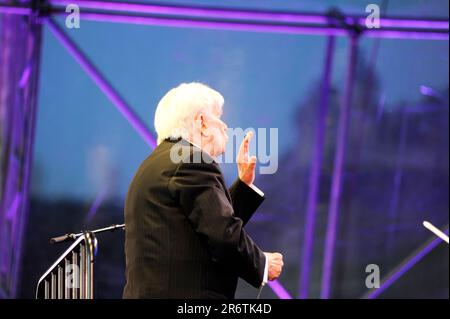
xmin=35 ymin=232 xmax=98 ymax=299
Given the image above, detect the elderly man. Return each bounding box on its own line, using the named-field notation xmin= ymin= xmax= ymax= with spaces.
xmin=123 ymin=82 xmax=283 ymax=299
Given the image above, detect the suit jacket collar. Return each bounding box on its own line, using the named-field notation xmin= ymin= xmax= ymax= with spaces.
xmin=163 ymin=137 xmax=218 ymax=164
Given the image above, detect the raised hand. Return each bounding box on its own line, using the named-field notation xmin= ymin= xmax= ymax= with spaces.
xmin=237 ymin=131 xmax=257 ymax=186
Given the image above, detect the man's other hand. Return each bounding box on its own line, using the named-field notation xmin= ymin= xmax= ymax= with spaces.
xmin=264 ymin=252 xmax=284 ymax=281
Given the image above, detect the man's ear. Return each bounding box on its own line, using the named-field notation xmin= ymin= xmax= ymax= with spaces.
xmin=193 ymin=112 xmax=208 ymax=136
xmin=198 ymin=113 xmax=209 ymax=136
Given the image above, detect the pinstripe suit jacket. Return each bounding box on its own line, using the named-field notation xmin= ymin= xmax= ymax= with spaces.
xmin=123 ymin=138 xmax=265 ymax=299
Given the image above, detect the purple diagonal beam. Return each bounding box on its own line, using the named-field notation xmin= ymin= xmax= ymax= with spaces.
xmin=364 ymin=228 xmax=449 ymax=299
xmin=45 ymin=18 xmax=157 ymax=149
xmin=268 ymin=280 xmax=293 ymax=299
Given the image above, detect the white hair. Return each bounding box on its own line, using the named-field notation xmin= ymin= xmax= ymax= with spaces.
xmin=154 ymin=82 xmax=224 ymax=145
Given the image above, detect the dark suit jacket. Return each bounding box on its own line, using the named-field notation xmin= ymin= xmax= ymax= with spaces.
xmin=123 ymin=138 xmax=266 ymax=299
